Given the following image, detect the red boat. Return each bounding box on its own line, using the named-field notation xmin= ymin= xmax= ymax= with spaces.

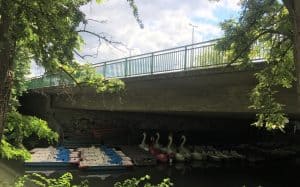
xmin=149 ymin=137 xmax=169 ymax=163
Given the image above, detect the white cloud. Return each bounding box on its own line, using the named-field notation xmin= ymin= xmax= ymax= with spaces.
xmin=76 ymin=0 xmax=238 ymax=64
xmin=30 ymin=0 xmax=241 ymax=76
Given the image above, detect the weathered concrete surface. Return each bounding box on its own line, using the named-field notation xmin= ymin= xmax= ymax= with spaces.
xmin=19 ymin=65 xmax=300 ymax=144
xmin=23 ymin=65 xmax=300 ymax=117
xmin=19 ymin=106 xmax=260 ymax=145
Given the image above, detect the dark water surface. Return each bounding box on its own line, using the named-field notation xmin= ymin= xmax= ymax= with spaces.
xmin=1 ymin=160 xmax=300 ymax=187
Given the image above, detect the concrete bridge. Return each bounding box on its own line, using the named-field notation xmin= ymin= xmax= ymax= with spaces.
xmin=21 ymin=39 xmax=300 ymax=136
xmin=24 ymin=39 xmax=300 ymax=116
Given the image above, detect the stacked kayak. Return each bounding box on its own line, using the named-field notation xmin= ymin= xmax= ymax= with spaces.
xmin=78 ymin=146 xmax=133 ymax=170
xmin=78 ymin=146 xmax=109 ymax=169
xmin=25 ymin=146 xmax=80 ymax=167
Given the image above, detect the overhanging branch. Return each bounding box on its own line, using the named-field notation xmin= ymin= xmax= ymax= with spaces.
xmin=226 ymin=30 xmax=271 ymax=67
xmin=75 ymin=29 xmax=124 ymax=59
xmin=58 ymin=66 xmax=80 ymax=86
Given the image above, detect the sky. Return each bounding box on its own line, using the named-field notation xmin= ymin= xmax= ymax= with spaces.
xmin=30 ymin=0 xmax=241 ymax=76
xmin=77 ymin=0 xmax=241 ymax=62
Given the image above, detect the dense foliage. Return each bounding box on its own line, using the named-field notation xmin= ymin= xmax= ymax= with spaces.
xmin=216 ymin=0 xmax=297 ymax=131
xmin=14 ymin=173 xmax=173 ymax=187
xmin=15 ymin=173 xmax=88 ymax=187
xmin=0 ymin=58 xmax=59 ymax=160
xmin=57 ymin=63 xmax=124 ymax=93
xmin=114 ymin=175 xmax=173 ymax=187
xmin=0 ymin=0 xmax=141 ymax=159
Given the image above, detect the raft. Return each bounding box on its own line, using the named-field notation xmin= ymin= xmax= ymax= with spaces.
xmin=24 ymin=146 xmax=133 ymax=171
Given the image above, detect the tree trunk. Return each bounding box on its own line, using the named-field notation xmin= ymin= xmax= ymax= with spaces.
xmin=283 ymin=0 xmax=300 ymax=102
xmin=0 ymin=64 xmax=12 ymax=141
xmin=293 ymin=0 xmax=300 ymax=102
xmin=0 ymin=2 xmax=14 ymax=140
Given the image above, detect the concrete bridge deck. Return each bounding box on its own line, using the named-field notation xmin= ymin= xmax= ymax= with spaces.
xmin=22 ymin=64 xmax=300 ymax=117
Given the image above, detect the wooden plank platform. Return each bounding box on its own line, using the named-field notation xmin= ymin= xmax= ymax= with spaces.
xmin=119 ymin=146 xmax=156 ymax=166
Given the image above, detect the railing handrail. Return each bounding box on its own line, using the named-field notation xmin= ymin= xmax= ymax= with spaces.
xmin=92 ymin=38 xmax=220 ymax=66
xmin=28 ymin=39 xmax=221 ymax=80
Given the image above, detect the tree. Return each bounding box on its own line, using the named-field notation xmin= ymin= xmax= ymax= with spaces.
xmin=0 ymin=0 xmax=142 ymax=157
xmin=216 ymin=0 xmax=300 ymax=131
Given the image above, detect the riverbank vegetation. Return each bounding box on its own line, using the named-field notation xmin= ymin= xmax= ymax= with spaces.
xmin=14 ymin=173 xmax=173 ymax=187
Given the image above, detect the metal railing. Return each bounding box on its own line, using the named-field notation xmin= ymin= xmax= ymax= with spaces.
xmin=27 ymin=39 xmax=266 ymax=89
xmin=93 ymin=39 xmax=223 ymax=78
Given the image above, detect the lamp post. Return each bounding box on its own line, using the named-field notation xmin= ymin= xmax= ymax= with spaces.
xmin=127 ymin=47 xmax=138 ymax=57
xmin=128 ymin=48 xmax=134 ymax=57
xmin=189 ymin=23 xmax=199 ymax=68
xmin=189 ymin=23 xmax=198 ymax=44
xmin=127 ymin=47 xmax=138 ymax=76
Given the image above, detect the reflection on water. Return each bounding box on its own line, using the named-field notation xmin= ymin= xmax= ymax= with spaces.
xmin=80 ymin=174 xmax=111 ymax=180
xmin=1 ymin=159 xmax=300 ymax=187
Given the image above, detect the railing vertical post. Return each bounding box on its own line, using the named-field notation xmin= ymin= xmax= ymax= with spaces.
xmin=125 ymin=58 xmax=128 ymax=77
xmin=184 ymin=46 xmax=187 ymax=70
xmin=150 ymin=53 xmax=154 ymax=74
xmin=190 ymin=45 xmax=194 ymax=68
xmin=103 ymin=62 xmax=107 ymax=78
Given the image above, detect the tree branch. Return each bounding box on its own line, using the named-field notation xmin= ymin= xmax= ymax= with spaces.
xmin=226 ymin=30 xmax=271 ymax=67
xmin=57 ymin=66 xmax=80 ymax=87
xmin=85 ymin=18 xmax=107 ymax=24
xmin=75 ymin=29 xmax=125 ymax=59
xmin=73 ymin=50 xmax=98 ymax=60
xmin=77 ymin=30 xmax=122 ymax=45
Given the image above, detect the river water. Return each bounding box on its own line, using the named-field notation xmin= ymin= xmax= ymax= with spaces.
xmin=1 ymin=159 xmax=300 ymax=187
